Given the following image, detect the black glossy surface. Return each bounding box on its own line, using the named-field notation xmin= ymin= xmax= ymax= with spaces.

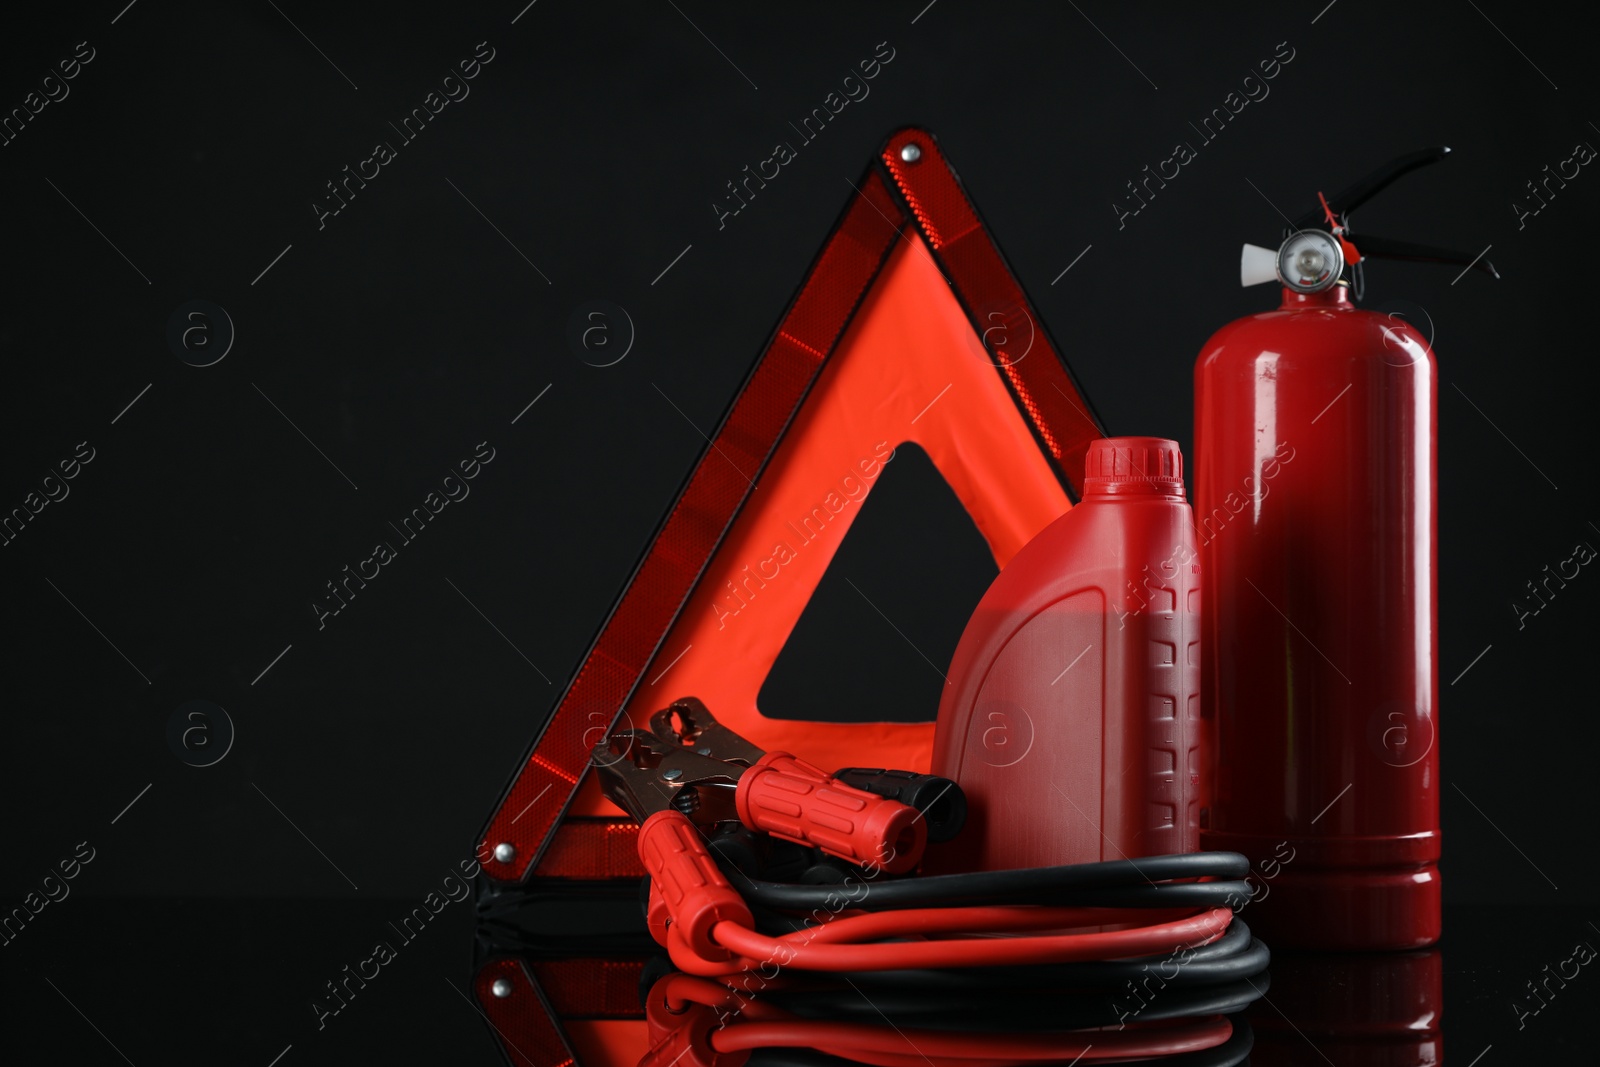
xmin=1 ymin=901 xmax=1592 ymax=1063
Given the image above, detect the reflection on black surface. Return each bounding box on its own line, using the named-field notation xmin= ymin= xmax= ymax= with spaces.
xmin=640 ymin=969 xmax=1258 ymax=1067
xmin=5 ymin=899 xmax=1596 ymax=1064
xmin=472 ymin=884 xmax=1269 ymax=1067
xmin=1246 ymin=950 xmax=1441 ymax=1066
xmin=467 ymin=898 xmax=1600 ymax=1067
xmin=469 ymin=946 xmax=1262 ymax=1067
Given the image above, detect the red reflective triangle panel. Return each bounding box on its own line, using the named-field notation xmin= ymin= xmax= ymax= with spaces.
xmin=480 ymin=127 xmax=1105 ymax=884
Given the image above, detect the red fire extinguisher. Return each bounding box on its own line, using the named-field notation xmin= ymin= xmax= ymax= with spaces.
xmin=1195 ymin=148 xmax=1497 ymax=950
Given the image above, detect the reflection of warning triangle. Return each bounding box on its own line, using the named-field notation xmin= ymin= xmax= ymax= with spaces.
xmin=478 ymin=127 xmax=1105 ymax=890
xmin=760 ymin=441 xmax=998 ymax=724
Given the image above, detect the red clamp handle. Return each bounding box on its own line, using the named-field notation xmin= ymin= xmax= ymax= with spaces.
xmin=645 ymin=878 xmax=671 ymax=947
xmin=638 ymin=810 xmax=752 ymax=961
xmin=735 ymin=751 xmax=926 ymax=874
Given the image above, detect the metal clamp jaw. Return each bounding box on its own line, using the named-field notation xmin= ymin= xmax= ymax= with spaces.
xmin=594 ymin=697 xmax=941 ymax=875
xmin=594 ymin=698 xmax=759 ymax=829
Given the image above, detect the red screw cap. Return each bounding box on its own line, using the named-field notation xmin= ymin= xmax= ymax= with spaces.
xmin=1083 ymin=437 xmax=1185 ymax=497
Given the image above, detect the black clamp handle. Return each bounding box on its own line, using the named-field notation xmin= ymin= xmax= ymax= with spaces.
xmin=831 ymin=768 xmax=968 ymax=843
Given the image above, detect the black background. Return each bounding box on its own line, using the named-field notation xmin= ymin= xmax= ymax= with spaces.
xmin=2 ymin=1 xmax=1596 ymax=1063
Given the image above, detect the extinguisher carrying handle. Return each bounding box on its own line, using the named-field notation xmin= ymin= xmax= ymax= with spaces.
xmin=1290 ymin=146 xmax=1452 ymax=226
xmin=830 ymin=768 xmax=967 ymax=843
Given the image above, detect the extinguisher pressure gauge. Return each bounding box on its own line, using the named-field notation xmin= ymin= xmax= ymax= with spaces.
xmin=1276 ymin=229 xmax=1344 ymax=293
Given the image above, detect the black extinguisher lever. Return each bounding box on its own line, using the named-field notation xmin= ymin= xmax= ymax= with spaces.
xmin=1246 ymin=145 xmax=1500 ymax=301
xmin=1289 ymin=146 xmax=1453 ymax=228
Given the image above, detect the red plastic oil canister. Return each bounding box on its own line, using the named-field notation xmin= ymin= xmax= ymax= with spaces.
xmin=930 ymin=437 xmax=1202 ymax=872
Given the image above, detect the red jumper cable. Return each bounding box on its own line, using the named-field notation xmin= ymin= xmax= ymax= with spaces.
xmin=595 ymin=699 xmax=1242 ymax=978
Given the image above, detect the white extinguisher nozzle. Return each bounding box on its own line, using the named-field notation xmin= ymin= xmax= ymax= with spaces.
xmin=1241 ymin=243 xmax=1279 ymax=287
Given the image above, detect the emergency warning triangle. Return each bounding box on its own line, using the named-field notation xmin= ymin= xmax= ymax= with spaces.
xmin=477 ymin=127 xmax=1105 ymax=886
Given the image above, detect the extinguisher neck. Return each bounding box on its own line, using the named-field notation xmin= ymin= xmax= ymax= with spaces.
xmin=1280 ymin=284 xmax=1353 ymax=310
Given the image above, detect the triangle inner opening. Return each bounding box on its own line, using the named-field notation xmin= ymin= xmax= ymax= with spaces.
xmin=757 ymin=441 xmax=999 ymax=724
